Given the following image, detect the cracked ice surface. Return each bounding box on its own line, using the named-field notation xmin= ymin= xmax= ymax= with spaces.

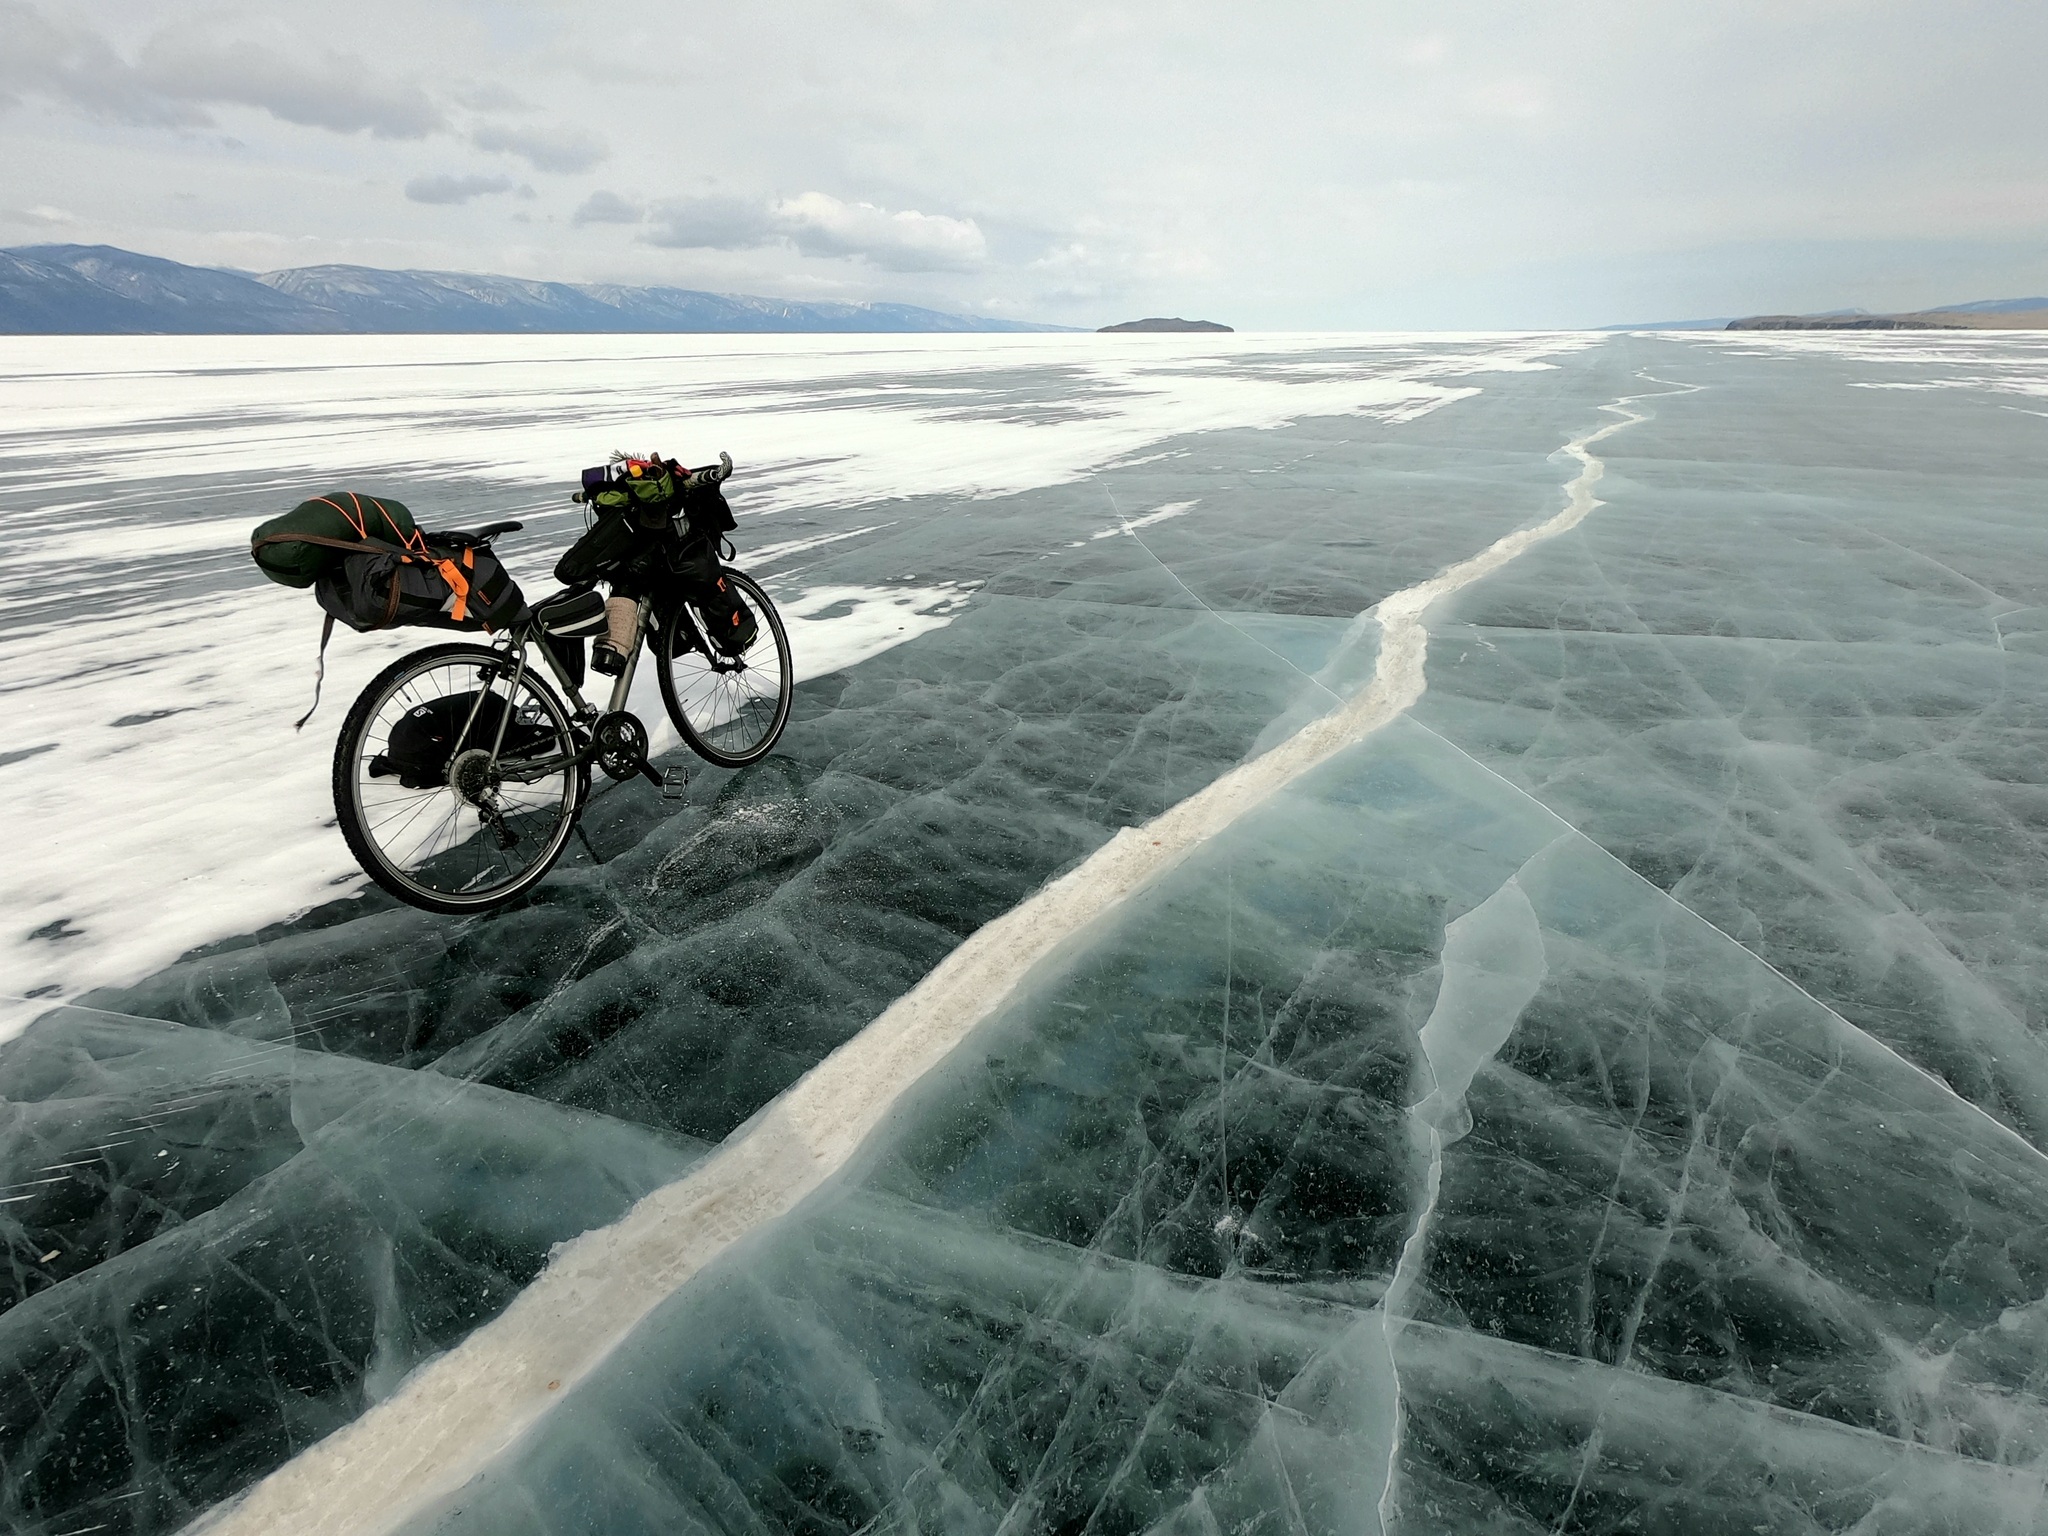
xmin=399 ymin=720 xmax=2048 ymax=1535
xmin=6 ymin=332 xmax=2048 ymax=1533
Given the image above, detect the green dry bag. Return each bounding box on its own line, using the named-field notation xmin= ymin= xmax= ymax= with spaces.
xmin=251 ymin=492 xmax=420 ymax=588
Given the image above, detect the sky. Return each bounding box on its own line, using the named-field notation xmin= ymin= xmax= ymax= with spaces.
xmin=1 ymin=0 xmax=2043 ymax=328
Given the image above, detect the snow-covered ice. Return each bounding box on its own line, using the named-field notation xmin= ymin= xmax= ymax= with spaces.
xmin=6 ymin=330 xmax=2048 ymax=1536
xmin=0 ymin=331 xmax=1564 ymax=1004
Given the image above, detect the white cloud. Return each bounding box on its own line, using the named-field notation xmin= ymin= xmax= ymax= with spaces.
xmin=1401 ymin=33 xmax=1451 ymax=68
xmin=1462 ymin=77 xmax=1549 ymax=122
xmin=136 ymin=33 xmax=446 ymax=138
xmin=0 ymin=3 xmax=443 ymax=137
xmin=642 ymin=190 xmax=986 ymax=272
xmin=773 ymin=192 xmax=987 ymax=272
xmin=5 ymin=0 xmax=2048 ymax=326
xmin=0 ymin=0 xmax=206 ymax=127
xmin=644 ymin=195 xmax=783 ymax=250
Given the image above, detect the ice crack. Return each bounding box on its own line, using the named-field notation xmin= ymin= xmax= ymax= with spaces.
xmin=191 ymin=380 xmax=1667 ymax=1536
xmin=1375 ymin=866 xmax=1549 ymax=1533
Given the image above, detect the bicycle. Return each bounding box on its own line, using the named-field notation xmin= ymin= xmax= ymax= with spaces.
xmin=329 ymin=523 xmax=792 ymax=914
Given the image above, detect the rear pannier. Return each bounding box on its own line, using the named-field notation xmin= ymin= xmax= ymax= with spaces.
xmin=250 ymin=491 xmax=526 ymax=634
xmin=250 ymin=490 xmax=530 ymax=728
xmin=315 ymin=542 xmax=524 ymax=634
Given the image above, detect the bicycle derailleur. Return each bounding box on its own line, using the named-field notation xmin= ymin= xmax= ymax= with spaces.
xmin=447 ymin=747 xmax=520 ymax=851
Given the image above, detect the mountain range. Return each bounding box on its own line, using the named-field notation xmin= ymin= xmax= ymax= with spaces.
xmin=0 ymin=245 xmax=1075 ymax=335
xmin=1726 ymin=296 xmax=2048 ymax=331
xmin=1607 ymin=297 xmax=2048 ymax=332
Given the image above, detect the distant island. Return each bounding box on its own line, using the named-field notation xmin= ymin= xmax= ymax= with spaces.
xmin=1098 ymin=317 xmax=1233 ymax=333
xmin=1725 ymin=297 xmax=2048 ymax=332
xmin=0 ymin=244 xmax=1083 ymax=336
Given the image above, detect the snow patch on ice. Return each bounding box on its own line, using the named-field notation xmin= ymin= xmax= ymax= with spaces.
xmin=1 ymin=334 xmax=1597 ymax=1010
xmin=0 ymin=574 xmax=978 ymax=1021
xmin=1091 ymin=499 xmax=1198 ymax=539
xmin=0 ymin=332 xmax=1578 ymax=514
xmin=743 ymin=523 xmax=892 ymax=568
xmin=780 ymin=582 xmax=976 ymax=679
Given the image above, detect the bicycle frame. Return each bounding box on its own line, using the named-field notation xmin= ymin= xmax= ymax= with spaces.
xmin=460 ymin=595 xmax=677 ymax=784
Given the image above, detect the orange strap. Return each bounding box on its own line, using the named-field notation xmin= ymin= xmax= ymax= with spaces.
xmin=308 ymin=493 xmax=426 ymax=553
xmin=431 ymin=546 xmax=474 ymax=622
xmin=311 ymin=495 xmax=367 ymax=538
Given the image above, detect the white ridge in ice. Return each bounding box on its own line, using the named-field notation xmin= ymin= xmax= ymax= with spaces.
xmin=188 ymin=384 xmax=1665 ymax=1536
xmin=1374 ymin=864 xmax=1550 ymax=1533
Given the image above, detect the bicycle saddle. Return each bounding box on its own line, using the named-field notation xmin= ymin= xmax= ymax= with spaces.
xmin=428 ymin=520 xmax=523 ymax=546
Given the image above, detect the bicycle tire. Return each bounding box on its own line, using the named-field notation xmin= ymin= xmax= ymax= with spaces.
xmin=332 ymin=641 xmax=585 ymax=914
xmin=655 ymin=569 xmax=793 ymax=768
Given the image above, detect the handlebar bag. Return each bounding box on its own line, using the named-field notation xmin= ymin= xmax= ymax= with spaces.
xmin=315 ymin=541 xmax=525 ymax=634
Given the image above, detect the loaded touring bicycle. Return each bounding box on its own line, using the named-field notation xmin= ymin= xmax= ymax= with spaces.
xmin=250 ymin=455 xmax=792 ymax=914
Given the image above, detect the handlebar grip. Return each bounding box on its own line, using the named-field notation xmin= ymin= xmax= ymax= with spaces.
xmin=681 ymin=451 xmax=734 ymax=492
xmin=571 ymin=491 xmax=586 ymax=504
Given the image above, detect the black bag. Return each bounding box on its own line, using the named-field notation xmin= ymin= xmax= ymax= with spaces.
xmin=679 ymin=482 xmax=737 ymax=543
xmin=260 ymin=495 xmax=531 ymax=731
xmin=315 ymin=542 xmax=525 ymax=634
xmin=369 ymin=692 xmax=558 ymax=788
xmin=694 ymin=572 xmax=758 ymax=656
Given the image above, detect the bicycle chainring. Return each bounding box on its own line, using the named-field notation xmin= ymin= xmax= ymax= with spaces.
xmin=592 ymin=710 xmax=650 ymax=781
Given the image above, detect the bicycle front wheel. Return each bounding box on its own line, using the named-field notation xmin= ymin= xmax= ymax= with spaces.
xmin=333 ymin=642 xmax=584 ymax=914
xmin=655 ymin=569 xmax=793 ymax=768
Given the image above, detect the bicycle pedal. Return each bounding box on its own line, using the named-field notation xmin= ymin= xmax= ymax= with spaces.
xmin=660 ymin=766 xmax=690 ymax=800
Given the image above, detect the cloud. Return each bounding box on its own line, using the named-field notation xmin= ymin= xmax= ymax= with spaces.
xmin=643 ymin=190 xmax=987 ymax=272
xmin=136 ymin=34 xmax=446 ymax=138
xmin=775 ymin=192 xmax=988 ymax=272
xmin=405 ymin=174 xmax=519 ymax=205
xmin=0 ymin=3 xmax=444 ymax=137
xmin=0 ymin=1 xmax=207 ymax=127
xmin=471 ymin=123 xmax=608 ymax=173
xmin=574 ymin=191 xmax=645 ymax=225
xmin=7 ymin=204 xmax=81 ymax=227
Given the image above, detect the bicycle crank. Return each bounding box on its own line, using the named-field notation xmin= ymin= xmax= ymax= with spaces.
xmin=591 ymin=710 xmax=654 ymax=782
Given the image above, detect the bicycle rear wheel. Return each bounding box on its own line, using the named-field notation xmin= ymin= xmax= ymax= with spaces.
xmin=333 ymin=642 xmax=584 ymax=914
xmin=655 ymin=569 xmax=793 ymax=767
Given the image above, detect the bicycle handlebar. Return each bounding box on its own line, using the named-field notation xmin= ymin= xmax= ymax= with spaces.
xmin=570 ymin=451 xmax=733 ymax=504
xmin=682 ymin=451 xmax=735 ymax=491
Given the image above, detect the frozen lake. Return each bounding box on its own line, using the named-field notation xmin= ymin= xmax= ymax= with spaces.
xmin=4 ymin=329 xmax=2048 ymax=1533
